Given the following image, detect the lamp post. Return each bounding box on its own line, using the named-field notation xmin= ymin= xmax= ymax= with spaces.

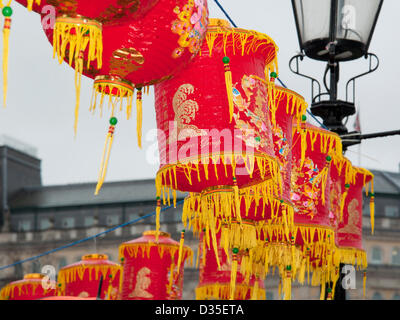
xmin=290 ymin=0 xmax=386 ymax=300
xmin=290 ymin=0 xmax=383 ymax=137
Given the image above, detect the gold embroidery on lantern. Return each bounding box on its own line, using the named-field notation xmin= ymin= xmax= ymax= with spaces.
xmin=46 ymin=0 xmax=77 ymax=14
xmin=129 ymin=267 xmax=154 ymax=299
xmin=338 ymin=199 xmax=361 ymax=235
xmin=170 ymin=84 xmax=206 ymax=143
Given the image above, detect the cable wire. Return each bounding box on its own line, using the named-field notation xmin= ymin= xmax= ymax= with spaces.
xmin=0 ymin=200 xmax=184 ymax=271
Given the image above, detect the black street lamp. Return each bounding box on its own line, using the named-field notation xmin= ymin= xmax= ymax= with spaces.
xmin=290 ymin=0 xmax=383 ymax=136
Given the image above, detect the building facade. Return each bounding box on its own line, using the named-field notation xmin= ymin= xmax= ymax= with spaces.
xmin=0 ymin=141 xmax=399 ymax=300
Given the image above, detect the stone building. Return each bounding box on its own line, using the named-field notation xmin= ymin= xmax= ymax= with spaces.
xmin=0 ymin=139 xmax=399 ymax=300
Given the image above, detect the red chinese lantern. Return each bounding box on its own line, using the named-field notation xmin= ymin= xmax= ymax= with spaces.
xmin=0 ymin=273 xmax=56 ymax=300
xmin=119 ymin=230 xmax=193 ymax=300
xmin=154 ymin=18 xmax=281 ymax=256
xmin=183 ymin=80 xmax=308 ymax=284
xmin=57 ymin=253 xmax=121 ymax=300
xmin=15 ymin=0 xmax=209 ymax=194
xmin=196 ymin=231 xmax=265 ymax=300
xmin=260 ymin=122 xmax=343 ymax=299
xmin=329 ymin=157 xmax=374 ymax=298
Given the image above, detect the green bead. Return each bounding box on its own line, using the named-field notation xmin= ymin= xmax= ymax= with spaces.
xmin=203 ymin=228 xmax=206 ymax=232
xmin=222 ymin=56 xmax=230 ymax=64
xmin=369 ymin=192 xmax=375 ymax=197
xmin=270 ymin=72 xmax=277 ymax=79
xmin=109 ymin=117 xmax=118 ymax=126
xmin=280 ymin=199 xmax=284 ymax=204
xmin=345 ymin=184 xmax=350 ymax=188
xmin=182 ymin=229 xmax=185 ymax=233
xmin=137 ymin=87 xmax=142 ymax=91
xmin=326 ymin=155 xmax=332 ymax=162
xmin=2 ymin=6 xmax=13 ymax=17
xmin=286 ymin=265 xmax=292 ymax=271
xmin=120 ymin=257 xmax=125 ymax=262
xmin=301 ymin=115 xmax=307 ymax=122
xmin=232 ymin=247 xmax=239 ymax=254
xmin=265 ymin=238 xmax=269 ymax=242
xmin=109 ymin=274 xmax=113 ymax=278
xmin=255 ymin=136 xmax=261 ymax=142
xmin=58 ymin=283 xmax=62 ymax=287
xmin=327 ymin=288 xmax=332 ymax=293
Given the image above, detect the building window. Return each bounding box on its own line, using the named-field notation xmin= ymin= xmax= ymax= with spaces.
xmin=384 ymin=205 xmax=399 ymax=218
xmin=39 ymin=218 xmax=52 ymax=231
xmin=31 ymin=260 xmax=41 ymax=273
xmin=84 ymin=216 xmax=95 ymax=228
xmin=17 ymin=220 xmax=32 ymax=232
xmin=61 ymin=217 xmax=75 ymax=229
xmin=372 ymin=292 xmax=383 ymax=300
xmin=58 ymin=257 xmax=68 ymax=270
xmin=392 ymin=248 xmax=400 ymax=266
xmin=106 ymin=215 xmax=120 ymax=226
xmin=370 ymin=247 xmax=382 ymax=264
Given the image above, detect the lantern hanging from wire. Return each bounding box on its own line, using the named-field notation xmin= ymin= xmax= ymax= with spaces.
xmin=57 ymin=253 xmax=121 ymax=300
xmin=154 ymin=18 xmax=281 ymax=260
xmin=0 ymin=273 xmax=56 ymax=300
xmin=184 ymin=78 xmax=308 ymax=291
xmin=328 ymin=156 xmax=374 ymax=298
xmin=195 ymin=229 xmax=266 ymax=300
xmin=118 ymin=230 xmax=193 ymax=300
xmin=262 ymin=122 xmax=344 ymax=299
xmin=16 ymin=0 xmax=209 ymax=194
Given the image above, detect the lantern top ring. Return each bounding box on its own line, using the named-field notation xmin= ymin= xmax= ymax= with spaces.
xmin=23 ymin=273 xmax=45 ymax=280
xmin=82 ymin=253 xmax=108 ymax=261
xmin=143 ymin=230 xmax=171 ymax=238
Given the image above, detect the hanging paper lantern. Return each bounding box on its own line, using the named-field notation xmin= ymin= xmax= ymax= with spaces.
xmin=260 ymin=122 xmax=343 ymax=299
xmin=195 ymin=230 xmax=265 ymax=300
xmin=153 ymin=18 xmax=281 ymax=251
xmin=328 ymin=157 xmax=374 ymax=298
xmin=119 ymin=230 xmax=193 ymax=300
xmin=15 ymin=0 xmax=209 ymax=195
xmin=0 ymin=273 xmax=56 ymax=300
xmin=57 ymin=253 xmax=121 ymax=300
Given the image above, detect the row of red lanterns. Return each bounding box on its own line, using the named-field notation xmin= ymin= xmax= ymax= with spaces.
xmin=0 ymin=2 xmax=376 ymax=300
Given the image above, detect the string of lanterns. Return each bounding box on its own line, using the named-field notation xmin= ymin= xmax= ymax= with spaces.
xmin=0 ymin=1 xmax=375 ymax=300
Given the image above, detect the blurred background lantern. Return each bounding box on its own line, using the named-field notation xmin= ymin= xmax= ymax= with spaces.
xmin=15 ymin=0 xmax=209 ymax=194
xmin=154 ymin=18 xmax=281 ymax=262
xmin=328 ymin=157 xmax=374 ymax=298
xmin=57 ymin=253 xmax=121 ymax=300
xmin=118 ymin=230 xmax=193 ymax=300
xmin=0 ymin=273 xmax=56 ymax=300
xmin=195 ymin=230 xmax=265 ymax=300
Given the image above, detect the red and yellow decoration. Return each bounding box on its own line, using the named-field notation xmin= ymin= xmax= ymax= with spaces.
xmin=154 ymin=18 xmax=281 ymax=242
xmin=119 ymin=230 xmax=193 ymax=300
xmin=57 ymin=253 xmax=121 ymax=300
xmin=0 ymin=273 xmax=56 ymax=300
xmin=196 ymin=231 xmax=266 ymax=300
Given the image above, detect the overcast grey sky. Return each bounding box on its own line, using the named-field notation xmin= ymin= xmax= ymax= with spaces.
xmin=0 ymin=0 xmax=399 ymax=186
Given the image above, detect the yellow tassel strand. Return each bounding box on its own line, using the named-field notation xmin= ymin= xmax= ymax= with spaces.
xmin=74 ymin=50 xmax=84 ymax=135
xmin=363 ymin=271 xmax=367 ymax=298
xmin=155 ymin=196 xmax=161 ymax=242
xmin=222 ymin=56 xmax=234 ymax=122
xmin=229 ymin=248 xmax=239 ymax=300
xmin=1 ymin=2 xmax=12 ymax=108
xmin=136 ymin=87 xmax=143 ymax=148
xmin=176 ymin=229 xmax=185 ymax=273
xmin=340 ymin=184 xmax=350 ymax=222
xmin=251 ymin=276 xmax=259 ymax=300
xmin=95 ymin=117 xmax=117 ymax=195
xmin=370 ymin=193 xmax=375 ymax=235
xmin=283 ymin=266 xmax=292 ymax=300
